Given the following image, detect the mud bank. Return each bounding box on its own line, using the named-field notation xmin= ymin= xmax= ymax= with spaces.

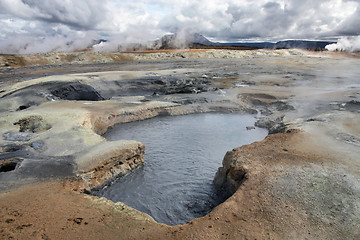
xmin=0 ymin=50 xmax=359 ymax=239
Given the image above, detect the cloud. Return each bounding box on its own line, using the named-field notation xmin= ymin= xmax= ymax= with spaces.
xmin=0 ymin=0 xmax=107 ymax=30
xmin=0 ymin=0 xmax=359 ymax=53
xmin=335 ymin=4 xmax=360 ymax=36
xmin=152 ymin=0 xmax=360 ymax=42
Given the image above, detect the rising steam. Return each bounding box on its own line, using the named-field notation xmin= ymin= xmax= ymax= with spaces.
xmin=325 ymin=36 xmax=360 ymax=52
xmin=0 ymin=32 xmax=98 ymax=54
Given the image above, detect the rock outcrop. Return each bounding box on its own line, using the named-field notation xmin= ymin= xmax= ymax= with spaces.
xmin=76 ymin=140 xmax=145 ymax=192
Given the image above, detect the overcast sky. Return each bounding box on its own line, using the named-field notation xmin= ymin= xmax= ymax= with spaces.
xmin=0 ymin=0 xmax=359 ymax=53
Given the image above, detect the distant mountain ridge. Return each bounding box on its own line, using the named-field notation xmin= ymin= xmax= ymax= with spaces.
xmin=154 ymin=33 xmax=213 ymax=49
xmin=273 ymin=40 xmax=336 ymax=50
xmin=91 ymin=33 xmax=336 ymax=52
xmin=152 ymin=33 xmax=335 ymax=51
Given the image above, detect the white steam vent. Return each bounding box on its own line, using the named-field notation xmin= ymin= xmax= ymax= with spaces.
xmin=325 ymin=36 xmax=360 ymax=52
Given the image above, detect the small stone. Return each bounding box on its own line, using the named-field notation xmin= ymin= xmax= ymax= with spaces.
xmin=31 ymin=141 xmax=44 ymax=150
xmin=3 ymin=132 xmax=33 ymax=141
xmin=73 ymin=218 xmax=83 ymax=224
xmin=5 ymin=219 xmax=15 ymax=223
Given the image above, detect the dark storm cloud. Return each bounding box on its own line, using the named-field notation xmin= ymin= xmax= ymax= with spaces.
xmin=0 ymin=0 xmax=107 ymax=30
xmin=336 ymin=5 xmax=360 ymax=36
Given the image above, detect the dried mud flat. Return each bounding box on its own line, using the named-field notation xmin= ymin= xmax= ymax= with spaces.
xmin=0 ymin=49 xmax=359 ymax=239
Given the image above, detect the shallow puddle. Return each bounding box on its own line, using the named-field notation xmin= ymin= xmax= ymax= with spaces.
xmin=97 ymin=113 xmax=268 ymax=225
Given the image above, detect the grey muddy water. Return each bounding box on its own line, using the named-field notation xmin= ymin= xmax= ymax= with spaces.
xmin=97 ymin=113 xmax=268 ymax=225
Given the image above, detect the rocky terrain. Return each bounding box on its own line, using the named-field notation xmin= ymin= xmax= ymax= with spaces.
xmin=0 ymin=49 xmax=359 ymax=239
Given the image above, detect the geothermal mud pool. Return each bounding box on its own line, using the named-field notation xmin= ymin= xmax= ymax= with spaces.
xmin=97 ymin=113 xmax=267 ymax=225
xmin=0 ymin=50 xmax=359 ymax=239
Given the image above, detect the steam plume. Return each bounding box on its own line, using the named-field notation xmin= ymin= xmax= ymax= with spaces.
xmin=325 ymin=36 xmax=360 ymax=52
xmin=0 ymin=32 xmax=98 ymax=54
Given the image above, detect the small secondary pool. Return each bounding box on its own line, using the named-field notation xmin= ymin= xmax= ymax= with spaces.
xmin=96 ymin=113 xmax=268 ymax=225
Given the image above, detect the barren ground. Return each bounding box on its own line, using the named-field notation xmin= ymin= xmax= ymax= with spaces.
xmin=0 ymin=49 xmax=359 ymax=239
